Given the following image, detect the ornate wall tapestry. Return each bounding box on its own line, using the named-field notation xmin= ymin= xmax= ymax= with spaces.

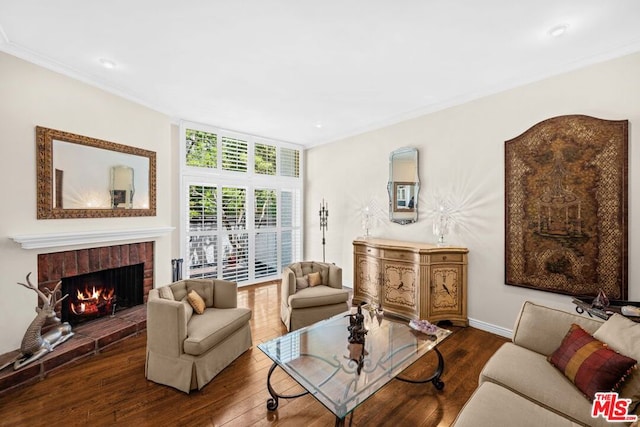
xmin=505 ymin=115 xmax=628 ymax=299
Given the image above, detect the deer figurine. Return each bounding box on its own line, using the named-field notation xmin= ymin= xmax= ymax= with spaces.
xmin=0 ymin=273 xmax=74 ymax=371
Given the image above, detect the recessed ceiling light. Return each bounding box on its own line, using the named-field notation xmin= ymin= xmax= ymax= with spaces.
xmin=548 ymin=24 xmax=569 ymax=38
xmin=99 ymin=58 xmax=117 ymax=69
xmin=315 ymin=122 xmax=323 ymax=129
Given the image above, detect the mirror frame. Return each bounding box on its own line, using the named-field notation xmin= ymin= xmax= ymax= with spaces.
xmin=36 ymin=126 xmax=157 ymax=219
xmin=387 ymin=147 xmax=419 ymax=225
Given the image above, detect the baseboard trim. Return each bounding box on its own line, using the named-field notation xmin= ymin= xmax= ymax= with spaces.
xmin=469 ymin=317 xmax=512 ymax=339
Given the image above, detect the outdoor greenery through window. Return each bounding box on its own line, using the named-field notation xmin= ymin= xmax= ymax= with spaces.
xmin=181 ymin=121 xmax=302 ymax=285
xmin=186 ymin=129 xmax=217 ymax=168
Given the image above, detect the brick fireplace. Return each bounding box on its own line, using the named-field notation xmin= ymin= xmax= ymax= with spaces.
xmin=37 ymin=241 xmax=154 ymax=304
xmin=0 ymin=242 xmax=153 ymax=395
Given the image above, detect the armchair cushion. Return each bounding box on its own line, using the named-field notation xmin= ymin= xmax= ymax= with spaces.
xmin=289 ymin=286 xmax=349 ymax=309
xmin=187 ymin=290 xmax=206 ymax=314
xmin=308 ymin=272 xmax=322 ymax=287
xmin=296 ymin=276 xmax=309 ymax=291
xmin=158 ymin=286 xmax=174 ymax=300
xmin=183 ymin=307 xmax=252 ymax=356
xmin=291 ymin=262 xmax=330 ymax=285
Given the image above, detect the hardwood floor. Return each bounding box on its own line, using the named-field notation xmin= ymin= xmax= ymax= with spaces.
xmin=0 ymin=282 xmax=508 ymax=426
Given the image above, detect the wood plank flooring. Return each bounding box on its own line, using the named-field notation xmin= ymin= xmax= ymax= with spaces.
xmin=0 ymin=282 xmax=508 ymax=426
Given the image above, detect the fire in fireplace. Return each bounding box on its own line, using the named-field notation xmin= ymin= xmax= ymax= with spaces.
xmin=61 ymin=263 xmax=144 ymax=325
xmin=70 ymin=284 xmax=115 ymax=317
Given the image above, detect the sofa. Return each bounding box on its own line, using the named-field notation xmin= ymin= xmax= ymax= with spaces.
xmin=281 ymin=261 xmax=350 ymax=331
xmin=145 ymin=278 xmax=252 ymax=393
xmin=453 ymin=301 xmax=640 ymax=427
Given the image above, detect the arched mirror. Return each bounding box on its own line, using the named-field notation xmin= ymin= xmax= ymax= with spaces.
xmin=387 ymin=147 xmax=419 ymax=224
xmin=36 ymin=126 xmax=156 ymax=219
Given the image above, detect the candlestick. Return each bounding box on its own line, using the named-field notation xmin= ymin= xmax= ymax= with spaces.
xmin=319 ymin=199 xmax=329 ymax=262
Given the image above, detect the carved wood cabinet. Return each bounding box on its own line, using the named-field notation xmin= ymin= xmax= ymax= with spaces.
xmin=353 ymin=238 xmax=468 ymax=326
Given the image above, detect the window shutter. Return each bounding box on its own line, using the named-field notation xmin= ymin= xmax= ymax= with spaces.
xmin=280 ymin=147 xmax=300 ymax=177
xmin=187 ymin=184 xmax=218 ymax=278
xmin=222 ymin=136 xmax=248 ymax=172
xmin=255 ymin=189 xmax=277 ymax=278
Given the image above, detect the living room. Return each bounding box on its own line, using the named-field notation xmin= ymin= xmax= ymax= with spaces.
xmin=1 ymin=2 xmax=640 ymax=425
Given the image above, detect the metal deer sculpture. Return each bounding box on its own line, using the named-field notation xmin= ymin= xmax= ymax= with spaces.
xmin=0 ymin=273 xmax=74 ymax=371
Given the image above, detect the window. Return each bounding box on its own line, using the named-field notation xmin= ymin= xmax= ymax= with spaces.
xmin=180 ymin=122 xmax=303 ymax=286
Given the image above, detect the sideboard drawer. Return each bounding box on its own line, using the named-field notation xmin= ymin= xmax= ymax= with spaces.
xmin=358 ymin=246 xmax=380 ymax=257
xmin=384 ymin=249 xmax=416 ymax=262
xmin=430 ymin=253 xmax=463 ymax=263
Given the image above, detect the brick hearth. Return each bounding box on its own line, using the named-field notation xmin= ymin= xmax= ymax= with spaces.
xmin=0 ymin=305 xmax=146 ymax=396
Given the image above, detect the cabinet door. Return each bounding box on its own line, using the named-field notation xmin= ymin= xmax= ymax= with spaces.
xmin=355 ymin=254 xmax=380 ymax=303
xmin=383 ymin=261 xmax=418 ymax=317
xmin=429 ymin=265 xmax=463 ymax=316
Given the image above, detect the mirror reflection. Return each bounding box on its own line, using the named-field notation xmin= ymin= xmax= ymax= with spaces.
xmin=387 ymin=147 xmax=419 ymax=224
xmin=394 ymin=182 xmax=416 ymax=212
xmin=37 ymin=126 xmax=156 ymax=219
xmin=110 ymin=165 xmax=136 ymax=209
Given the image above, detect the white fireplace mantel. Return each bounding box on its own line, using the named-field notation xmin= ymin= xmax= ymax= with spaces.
xmin=10 ymin=226 xmax=174 ymax=250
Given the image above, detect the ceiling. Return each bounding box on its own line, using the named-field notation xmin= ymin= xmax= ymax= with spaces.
xmin=1 ymin=1 xmax=640 ymax=147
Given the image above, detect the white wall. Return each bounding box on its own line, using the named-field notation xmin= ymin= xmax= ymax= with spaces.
xmin=0 ymin=52 xmax=175 ymax=354
xmin=305 ymin=52 xmax=640 ymax=336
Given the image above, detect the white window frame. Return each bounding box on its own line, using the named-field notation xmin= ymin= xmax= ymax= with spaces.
xmin=179 ymin=120 xmax=303 ymax=286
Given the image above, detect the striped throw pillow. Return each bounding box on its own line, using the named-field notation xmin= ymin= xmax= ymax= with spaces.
xmin=549 ymin=323 xmax=637 ymax=400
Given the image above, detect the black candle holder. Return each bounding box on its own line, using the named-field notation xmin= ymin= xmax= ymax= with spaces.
xmin=319 ymin=199 xmax=328 ymax=262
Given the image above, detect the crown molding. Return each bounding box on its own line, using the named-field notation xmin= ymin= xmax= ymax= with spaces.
xmin=0 ymin=41 xmax=173 ymax=120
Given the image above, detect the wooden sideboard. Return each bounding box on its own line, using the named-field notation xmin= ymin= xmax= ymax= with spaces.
xmin=353 ymin=238 xmax=469 ymax=326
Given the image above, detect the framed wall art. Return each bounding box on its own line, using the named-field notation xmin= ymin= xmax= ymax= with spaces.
xmin=505 ymin=115 xmax=628 ymax=299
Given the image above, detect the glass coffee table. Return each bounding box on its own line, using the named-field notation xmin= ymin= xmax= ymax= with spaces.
xmin=258 ymin=306 xmax=452 ymax=426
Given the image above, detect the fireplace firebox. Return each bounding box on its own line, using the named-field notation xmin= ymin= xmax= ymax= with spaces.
xmin=61 ymin=264 xmax=144 ymax=325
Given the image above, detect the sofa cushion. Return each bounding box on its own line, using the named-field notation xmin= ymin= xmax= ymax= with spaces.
xmin=288 ymin=286 xmax=349 ymax=309
xmin=183 ymin=307 xmax=252 ymax=356
xmin=187 ymin=290 xmax=206 ymax=314
xmin=549 ymin=324 xmax=636 ymax=400
xmin=453 ymin=382 xmax=581 ymax=427
xmin=480 ymin=342 xmax=614 ymax=427
xmin=513 ymin=301 xmax=603 ymax=356
xmin=594 ymin=314 xmax=640 ymax=412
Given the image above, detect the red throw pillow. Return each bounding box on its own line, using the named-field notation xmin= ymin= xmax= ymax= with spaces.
xmin=549 ymin=324 xmax=637 ymax=400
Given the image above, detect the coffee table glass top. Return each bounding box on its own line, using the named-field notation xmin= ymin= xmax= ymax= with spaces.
xmin=258 ymin=307 xmax=451 ymax=419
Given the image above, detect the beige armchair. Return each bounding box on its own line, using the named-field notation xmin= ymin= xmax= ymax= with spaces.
xmin=145 ymin=278 xmax=252 ymax=393
xmin=281 ymin=261 xmax=350 ymax=331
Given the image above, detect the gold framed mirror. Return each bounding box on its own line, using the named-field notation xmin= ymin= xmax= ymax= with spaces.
xmin=36 ymin=126 xmax=157 ymax=219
